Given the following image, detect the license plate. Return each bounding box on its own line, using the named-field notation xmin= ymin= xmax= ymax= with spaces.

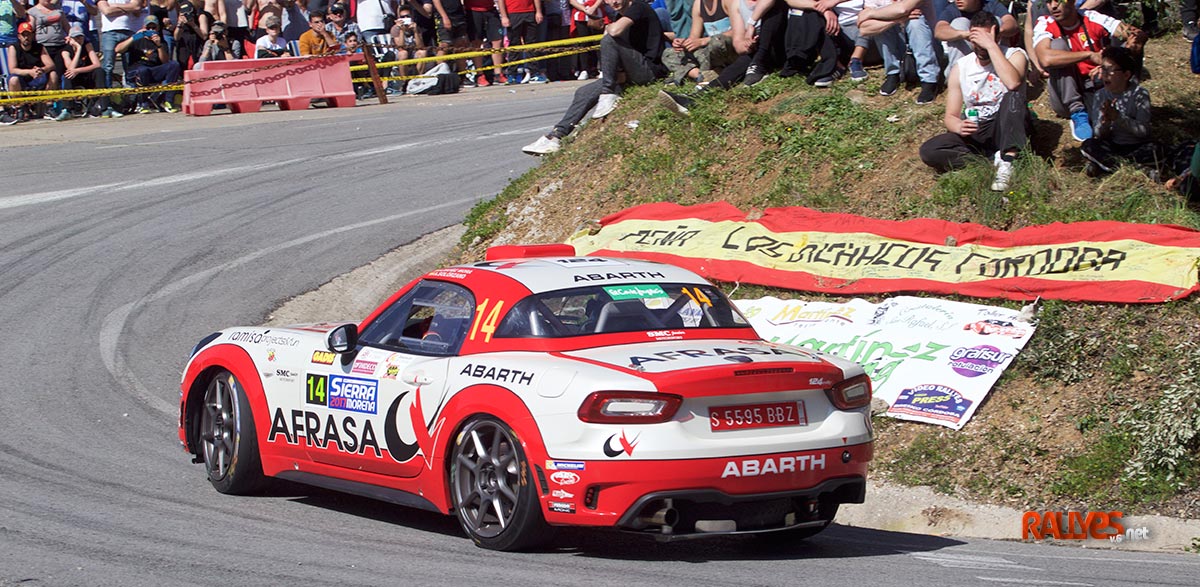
xmin=709 ymin=401 xmax=807 ymax=432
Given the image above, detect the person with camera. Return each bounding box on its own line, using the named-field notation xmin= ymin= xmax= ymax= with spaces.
xmin=116 ymin=14 xmax=182 ymax=112
xmin=299 ymin=9 xmax=339 ymax=52
xmin=390 ymin=3 xmax=427 ymax=78
xmin=196 ymin=19 xmax=234 ymax=62
xmin=174 ymin=0 xmax=205 ymax=68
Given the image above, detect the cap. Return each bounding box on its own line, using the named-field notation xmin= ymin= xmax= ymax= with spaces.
xmin=211 ymin=20 xmax=227 ymax=33
xmin=17 ymin=21 xmax=33 ymax=34
xmin=262 ymin=14 xmax=281 ymax=28
xmin=178 ymin=0 xmax=195 ymax=13
xmin=329 ymin=3 xmax=345 ymax=13
xmin=69 ymin=23 xmax=84 ymax=38
xmin=144 ymin=14 xmax=161 ymax=26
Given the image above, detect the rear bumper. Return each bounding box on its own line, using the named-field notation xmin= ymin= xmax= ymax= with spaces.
xmin=536 ymin=442 xmax=872 ymax=535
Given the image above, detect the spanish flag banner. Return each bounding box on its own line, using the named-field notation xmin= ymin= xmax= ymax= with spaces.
xmin=568 ymin=202 xmax=1200 ymax=303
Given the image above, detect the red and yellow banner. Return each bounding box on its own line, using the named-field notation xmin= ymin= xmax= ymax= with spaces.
xmin=567 ymin=202 xmax=1200 ymax=303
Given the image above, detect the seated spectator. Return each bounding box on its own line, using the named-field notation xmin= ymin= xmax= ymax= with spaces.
xmin=326 ymin=3 xmax=362 ymax=45
xmin=919 ymin=11 xmax=1029 ymax=192
xmin=196 ymin=20 xmax=235 ymax=65
xmin=661 ymin=0 xmax=737 ymax=87
xmin=116 ymin=15 xmax=183 ymax=113
xmin=817 ymin=0 xmax=870 ymax=82
xmin=254 ymin=0 xmax=292 ymax=41
xmin=730 ymin=0 xmax=787 ymax=87
xmin=1031 ymin=0 xmax=1146 ymax=142
xmin=522 ymin=0 xmax=667 ymax=155
xmin=61 ymin=24 xmax=102 ymax=118
xmin=857 ymin=0 xmax=939 ymax=102
xmin=0 ymin=0 xmax=29 ymax=49
xmin=6 ymin=22 xmax=58 ymax=120
xmin=1079 ymin=46 xmax=1157 ymax=176
xmin=299 ymin=10 xmax=340 ymax=54
xmin=254 ymin=14 xmax=292 ymax=57
xmin=391 ymin=4 xmax=429 ymax=77
xmin=934 ymin=0 xmax=1016 ymax=78
xmin=778 ymin=0 xmax=842 ymax=86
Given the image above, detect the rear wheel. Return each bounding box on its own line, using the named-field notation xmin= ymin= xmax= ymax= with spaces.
xmin=449 ymin=416 xmax=550 ymax=551
xmin=200 ymin=370 xmax=265 ymax=494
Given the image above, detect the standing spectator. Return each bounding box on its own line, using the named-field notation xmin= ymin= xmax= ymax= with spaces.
xmin=221 ymin=0 xmax=250 ymax=57
xmin=7 ymin=21 xmax=58 ymax=120
xmin=569 ymin=0 xmax=604 ymax=79
xmin=253 ymin=13 xmax=291 ymax=54
xmin=404 ymin=0 xmax=437 ymax=48
xmin=357 ymin=0 xmax=396 ymax=38
xmin=464 ymin=0 xmax=505 ymax=84
xmin=522 ymin=0 xmax=666 ymax=155
xmin=307 ymin=0 xmax=328 ymax=15
xmin=933 ymin=0 xmax=1015 ymax=78
xmin=195 ymin=18 xmax=234 ymax=61
xmin=0 ymin=0 xmax=29 ymax=49
xmin=919 ymin=10 xmax=1029 ymax=191
xmin=431 ymin=0 xmax=471 ymax=81
xmin=97 ymin=0 xmax=146 ymax=118
xmin=299 ymin=9 xmax=339 ymax=52
xmin=147 ymin=0 xmax=176 ymax=57
xmin=61 ymin=0 xmax=99 ymax=48
xmin=202 ymin=0 xmax=228 ymax=34
xmin=174 ymin=0 xmax=204 ymax=69
xmin=1031 ymin=0 xmax=1146 ymax=142
xmin=500 ymin=0 xmax=545 ymax=83
xmin=325 ymin=2 xmax=361 ymax=43
xmin=61 ymin=23 xmax=101 ymax=117
xmin=116 ymin=14 xmax=182 ymax=111
xmin=391 ymin=2 xmax=428 ymax=77
xmin=541 ymin=0 xmax=572 ymax=79
xmin=857 ymin=0 xmax=940 ymax=102
xmin=28 ymin=0 xmax=70 ymax=101
xmin=1184 ymin=0 xmax=1198 ymax=40
xmin=253 ymin=0 xmax=293 ymax=40
xmin=662 ymin=0 xmax=736 ymax=86
xmin=1079 ymin=46 xmax=1156 ymax=176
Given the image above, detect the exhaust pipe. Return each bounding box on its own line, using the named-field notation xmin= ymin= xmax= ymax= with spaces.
xmin=637 ymin=503 xmax=679 ymax=528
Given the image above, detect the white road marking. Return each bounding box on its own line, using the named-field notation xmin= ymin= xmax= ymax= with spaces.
xmin=976 ymin=577 xmax=1094 ymax=586
xmin=94 ymin=137 xmax=205 ymax=149
xmin=906 ymin=552 xmax=1038 ymax=571
xmin=99 ymin=195 xmax=481 ymax=416
xmin=950 ymin=547 xmax=1200 ymax=566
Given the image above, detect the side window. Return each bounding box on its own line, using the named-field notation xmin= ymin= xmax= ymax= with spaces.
xmin=359 ymin=281 xmax=475 ymax=356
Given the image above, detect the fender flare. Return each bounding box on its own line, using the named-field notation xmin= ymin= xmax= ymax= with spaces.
xmin=180 ymin=344 xmax=270 ymax=462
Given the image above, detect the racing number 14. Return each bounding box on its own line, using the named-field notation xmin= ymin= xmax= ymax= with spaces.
xmin=680 ymin=287 xmax=712 ymax=307
xmin=306 ymin=373 xmax=327 ymax=406
xmin=470 ymin=299 xmax=505 ymax=343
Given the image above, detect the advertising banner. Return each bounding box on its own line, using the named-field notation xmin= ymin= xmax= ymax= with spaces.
xmin=568 ymin=202 xmax=1200 ymax=303
xmin=735 ymin=296 xmax=1037 ymax=429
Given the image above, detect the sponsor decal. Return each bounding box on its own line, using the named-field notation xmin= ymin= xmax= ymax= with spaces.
xmin=384 ymin=364 xmax=400 ymax=380
xmin=809 ymin=377 xmax=832 ymax=386
xmin=767 ymin=305 xmax=856 ymax=326
xmin=551 ymin=489 xmax=574 ymax=499
xmin=328 ymin=375 xmax=379 ymax=414
xmin=545 ymin=460 xmax=586 ymax=471
xmin=603 ymin=284 xmax=668 ymax=300
xmin=305 ymin=373 xmax=327 ymax=406
xmin=1021 ymin=511 xmax=1131 ymax=541
xmin=383 ymin=386 xmax=445 ymax=466
xmin=548 ymin=501 xmax=576 ymax=514
xmin=229 ymin=330 xmax=300 ymax=347
xmin=553 ymin=257 xmax=620 ymax=265
xmin=274 ymin=369 xmax=297 ymax=381
xmin=628 ymin=346 xmax=805 ymax=366
xmin=602 ymin=430 xmax=639 ymax=458
xmin=646 ymin=329 xmax=686 ymax=340
xmin=549 ymin=471 xmax=580 ymax=486
xmin=351 ymin=360 xmax=378 ymax=376
xmin=429 ymin=268 xmax=473 ymax=279
xmin=459 ymin=364 xmax=534 ymax=385
xmin=573 ymin=271 xmax=666 ymax=282
xmin=948 ymin=345 xmax=1013 ymax=377
xmin=267 ymin=349 xmax=276 ymax=362
xmin=888 ymin=383 xmax=972 ymax=424
xmin=311 ymin=351 xmax=336 ymax=365
xmin=721 ymin=453 xmax=827 ymax=478
xmin=268 ymin=408 xmax=382 ymax=457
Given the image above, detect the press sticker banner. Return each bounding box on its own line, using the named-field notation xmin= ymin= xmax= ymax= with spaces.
xmin=569 ymin=202 xmax=1200 ymax=303
xmin=604 ymin=284 xmax=669 ymax=300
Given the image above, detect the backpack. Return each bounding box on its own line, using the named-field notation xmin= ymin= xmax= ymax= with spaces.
xmin=407 ymin=62 xmax=461 ymax=95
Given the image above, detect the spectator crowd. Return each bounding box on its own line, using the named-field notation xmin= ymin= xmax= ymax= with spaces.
xmin=2 ymin=0 xmax=1197 ymax=194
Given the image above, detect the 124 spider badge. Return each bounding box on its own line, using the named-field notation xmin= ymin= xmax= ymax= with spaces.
xmin=602 ymin=429 xmax=639 ymax=457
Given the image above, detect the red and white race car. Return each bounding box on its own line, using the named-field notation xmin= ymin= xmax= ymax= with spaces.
xmin=179 ymin=244 xmax=874 ymax=550
xmin=963 ymin=319 xmax=1027 ymax=338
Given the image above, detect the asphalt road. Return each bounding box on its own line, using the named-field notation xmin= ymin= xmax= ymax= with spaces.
xmin=1 ymin=85 xmax=1197 ymax=587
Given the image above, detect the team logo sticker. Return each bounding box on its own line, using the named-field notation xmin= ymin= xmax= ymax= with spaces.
xmin=947 ymin=345 xmax=1013 ymax=378
xmin=602 ymin=430 xmax=639 ymax=458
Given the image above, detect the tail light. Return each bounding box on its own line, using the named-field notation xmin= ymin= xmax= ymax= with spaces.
xmin=826 ymin=374 xmax=872 ymax=410
xmin=578 ymin=391 xmax=682 ymax=424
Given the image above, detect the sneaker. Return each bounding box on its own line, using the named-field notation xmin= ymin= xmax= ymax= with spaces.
xmin=577 ymin=70 xmax=590 ymax=81
xmin=849 ymin=58 xmax=867 ymax=82
xmin=743 ymin=63 xmax=767 ymax=87
xmin=778 ymin=62 xmax=800 ymax=78
xmin=43 ymin=111 xmax=58 ymax=121
xmin=518 ymin=68 xmax=530 ymax=84
xmin=136 ymin=104 xmax=157 ymax=114
xmin=161 ymin=102 xmax=178 ymax=114
xmin=495 ymin=73 xmax=509 ymax=85
xmin=528 ymin=72 xmax=549 ymax=83
xmin=506 ymin=72 xmax=522 ymax=85
xmin=1080 ymin=140 xmax=1112 ymax=174
xmin=1184 ymin=20 xmax=1199 ymax=40
xmin=54 ymin=109 xmax=72 ymax=121
xmin=0 ymin=112 xmax=17 ymax=125
xmin=916 ymin=82 xmax=938 ymax=104
xmin=477 ymin=74 xmax=491 ymax=87
xmin=879 ymin=74 xmax=900 ymax=96
xmin=657 ymin=89 xmax=694 ymax=116
xmin=1069 ymin=110 xmax=1093 ymax=142
xmin=522 ymin=134 xmax=561 ymax=155
xmin=991 ymin=159 xmax=1014 ymax=192
xmin=100 ymin=107 xmax=124 ymax=119
xmin=592 ymin=93 xmax=621 ymax=118
xmin=462 ymin=73 xmax=476 ymax=87
xmin=813 ymin=67 xmax=845 ymax=88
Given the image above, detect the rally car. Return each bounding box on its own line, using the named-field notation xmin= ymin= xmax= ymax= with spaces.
xmin=179 ymin=244 xmax=874 ymax=550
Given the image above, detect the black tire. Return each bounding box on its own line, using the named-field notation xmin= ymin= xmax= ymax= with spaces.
xmin=449 ymin=416 xmax=551 ymax=551
xmin=200 ymin=370 xmax=266 ymax=495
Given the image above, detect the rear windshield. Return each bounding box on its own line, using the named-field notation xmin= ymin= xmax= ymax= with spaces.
xmin=494 ymin=283 xmax=749 ymax=338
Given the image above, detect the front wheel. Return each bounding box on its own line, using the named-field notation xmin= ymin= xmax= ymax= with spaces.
xmin=200 ymin=370 xmax=266 ymax=495
xmin=449 ymin=416 xmax=551 ymax=551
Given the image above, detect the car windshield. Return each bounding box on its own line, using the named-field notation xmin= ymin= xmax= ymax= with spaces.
xmin=494 ymin=283 xmax=749 ymax=338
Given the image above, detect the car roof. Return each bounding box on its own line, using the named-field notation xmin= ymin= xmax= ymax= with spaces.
xmin=458 ymin=255 xmax=711 ymax=295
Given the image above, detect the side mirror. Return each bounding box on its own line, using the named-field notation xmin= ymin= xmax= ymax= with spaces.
xmin=327 ymin=323 xmax=359 ymax=353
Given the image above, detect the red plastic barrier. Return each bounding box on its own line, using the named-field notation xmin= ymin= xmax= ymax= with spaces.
xmin=182 ymin=55 xmax=356 ymax=116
